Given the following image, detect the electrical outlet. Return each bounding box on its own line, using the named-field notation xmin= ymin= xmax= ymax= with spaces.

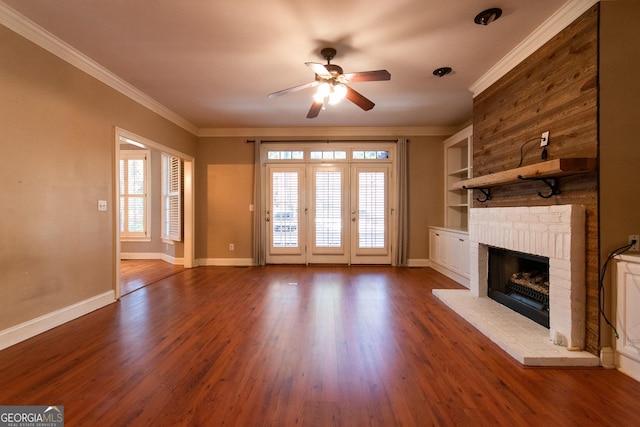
xmin=629 ymin=235 xmax=639 ymax=251
xmin=229 ymin=243 xmax=235 ymax=251
xmin=541 ymin=131 xmax=550 ymax=147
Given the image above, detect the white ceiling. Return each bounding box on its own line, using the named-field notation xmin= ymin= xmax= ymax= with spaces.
xmin=2 ymin=0 xmax=572 ymax=130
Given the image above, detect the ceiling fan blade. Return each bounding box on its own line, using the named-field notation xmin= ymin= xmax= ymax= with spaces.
xmin=306 ymin=100 xmax=323 ymax=119
xmin=268 ymin=81 xmax=319 ymax=99
xmin=345 ymin=86 xmax=375 ymax=111
xmin=343 ymin=70 xmax=391 ymax=82
xmin=305 ymin=62 xmax=331 ymax=78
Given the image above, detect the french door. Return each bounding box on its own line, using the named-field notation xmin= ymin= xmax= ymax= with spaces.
xmin=350 ymin=165 xmax=390 ymax=264
xmin=265 ymin=162 xmax=391 ymax=264
xmin=266 ymin=166 xmax=306 ymax=264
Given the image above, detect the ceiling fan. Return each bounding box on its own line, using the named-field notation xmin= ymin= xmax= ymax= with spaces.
xmin=267 ymin=48 xmax=391 ymax=119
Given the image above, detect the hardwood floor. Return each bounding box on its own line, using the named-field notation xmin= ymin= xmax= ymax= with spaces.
xmin=120 ymin=259 xmax=185 ymax=295
xmin=1 ymin=266 xmax=639 ymax=426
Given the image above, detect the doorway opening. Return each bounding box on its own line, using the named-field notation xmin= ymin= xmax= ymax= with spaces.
xmin=114 ymin=127 xmax=195 ymax=299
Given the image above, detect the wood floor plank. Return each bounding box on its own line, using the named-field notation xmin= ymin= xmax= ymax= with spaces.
xmin=1 ymin=265 xmax=639 ymax=426
xmin=120 ymin=259 xmax=185 ymax=295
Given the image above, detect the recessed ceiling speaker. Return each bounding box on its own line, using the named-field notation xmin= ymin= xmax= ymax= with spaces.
xmin=474 ymin=8 xmax=502 ymax=25
xmin=433 ymin=67 xmax=452 ymax=77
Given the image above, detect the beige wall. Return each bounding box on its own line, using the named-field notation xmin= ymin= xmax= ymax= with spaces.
xmin=0 ymin=25 xmax=197 ymax=330
xmin=599 ymin=1 xmax=640 ymax=346
xmin=195 ymin=135 xmax=445 ymax=262
xmin=196 ymin=137 xmax=255 ymax=260
xmin=408 ymin=136 xmax=444 ymax=259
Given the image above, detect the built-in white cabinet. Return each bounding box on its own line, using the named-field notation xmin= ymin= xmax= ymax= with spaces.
xmin=443 ymin=125 xmax=473 ymax=230
xmin=615 ymin=254 xmax=640 ymax=382
xmin=429 ymin=125 xmax=472 ymax=287
xmin=429 ymin=226 xmax=469 ymax=288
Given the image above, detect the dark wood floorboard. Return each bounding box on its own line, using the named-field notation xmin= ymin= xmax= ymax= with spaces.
xmin=120 ymin=259 xmax=184 ymax=295
xmin=1 ymin=265 xmax=639 ymax=426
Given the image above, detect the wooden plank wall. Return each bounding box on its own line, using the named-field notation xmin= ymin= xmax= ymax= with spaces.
xmin=472 ymin=5 xmax=600 ymax=354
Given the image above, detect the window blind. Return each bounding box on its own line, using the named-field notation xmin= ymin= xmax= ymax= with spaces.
xmin=163 ymin=154 xmax=182 ymax=241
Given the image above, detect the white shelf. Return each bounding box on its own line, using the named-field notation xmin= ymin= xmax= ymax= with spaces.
xmin=448 ymin=167 xmax=469 ymax=177
xmin=443 ymin=125 xmax=472 ymax=230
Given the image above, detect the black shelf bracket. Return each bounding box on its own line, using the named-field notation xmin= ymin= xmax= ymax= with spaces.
xmin=517 ymin=175 xmax=560 ymax=199
xmin=464 ymin=186 xmax=491 ymax=203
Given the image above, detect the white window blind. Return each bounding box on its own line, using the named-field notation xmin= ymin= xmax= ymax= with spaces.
xmin=162 ymin=154 xmax=182 ymax=241
xmin=120 ymin=150 xmax=150 ymax=239
xmin=272 ymin=171 xmax=299 ymax=248
xmin=358 ymin=171 xmax=385 ymax=248
xmin=315 ymin=171 xmax=342 ymax=248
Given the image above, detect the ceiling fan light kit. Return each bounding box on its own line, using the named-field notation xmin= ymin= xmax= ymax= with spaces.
xmin=474 ymin=7 xmax=502 ymax=25
xmin=268 ymin=47 xmax=391 ymax=118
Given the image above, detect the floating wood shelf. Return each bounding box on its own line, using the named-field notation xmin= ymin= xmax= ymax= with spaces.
xmin=452 ymin=158 xmax=597 ymax=200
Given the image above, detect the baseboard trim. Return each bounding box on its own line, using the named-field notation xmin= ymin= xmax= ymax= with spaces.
xmin=0 ymin=291 xmax=116 ymax=351
xmin=617 ymin=352 xmax=640 ymax=383
xmin=430 ymin=262 xmax=470 ymax=288
xmin=121 ymin=252 xmax=184 ymax=265
xmin=406 ymin=259 xmax=430 ymax=267
xmin=197 ymin=258 xmax=254 ymax=267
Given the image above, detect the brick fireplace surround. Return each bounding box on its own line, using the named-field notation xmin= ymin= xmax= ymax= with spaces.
xmin=433 ymin=205 xmax=599 ymax=366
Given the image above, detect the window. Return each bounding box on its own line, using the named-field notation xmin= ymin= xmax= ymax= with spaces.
xmin=162 ymin=154 xmax=182 ymax=241
xmin=267 ymin=150 xmax=304 ymax=160
xmin=352 ymin=150 xmax=389 ymax=160
xmin=310 ymin=150 xmax=347 ymax=160
xmin=120 ymin=150 xmax=150 ymax=240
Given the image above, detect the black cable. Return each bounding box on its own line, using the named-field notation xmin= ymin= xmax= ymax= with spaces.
xmin=517 ymin=137 xmax=543 ymax=167
xmin=599 ymin=242 xmax=634 ymax=339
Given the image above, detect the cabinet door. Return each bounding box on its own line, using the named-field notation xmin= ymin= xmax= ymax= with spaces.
xmin=449 ymin=233 xmax=470 ymax=278
xmin=429 ymin=229 xmax=449 ymax=266
xmin=616 ymin=259 xmax=640 ymax=362
xmin=429 ymin=229 xmax=439 ymax=264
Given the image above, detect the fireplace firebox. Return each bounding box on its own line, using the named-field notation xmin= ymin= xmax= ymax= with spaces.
xmin=488 ymin=247 xmax=550 ymax=328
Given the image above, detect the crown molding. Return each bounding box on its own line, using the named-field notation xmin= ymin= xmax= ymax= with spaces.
xmin=469 ymin=0 xmax=599 ymax=97
xmin=197 ymin=126 xmax=459 ymax=138
xmin=0 ymin=2 xmax=199 ymax=135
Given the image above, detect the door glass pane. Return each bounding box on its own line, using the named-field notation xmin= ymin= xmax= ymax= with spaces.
xmin=315 ymin=171 xmax=342 ymax=248
xmin=272 ymin=172 xmax=299 ymax=248
xmin=358 ymin=172 xmax=385 ymax=248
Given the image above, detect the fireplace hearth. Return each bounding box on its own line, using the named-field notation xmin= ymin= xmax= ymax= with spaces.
xmin=488 ymin=247 xmax=550 ymax=328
